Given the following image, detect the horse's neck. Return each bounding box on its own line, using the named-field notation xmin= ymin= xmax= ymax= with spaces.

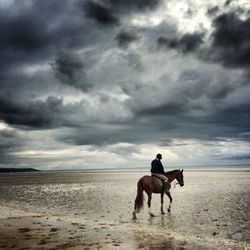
xmin=166 ymin=171 xmax=178 ymax=182
xmin=168 ymin=175 xmax=176 ymax=182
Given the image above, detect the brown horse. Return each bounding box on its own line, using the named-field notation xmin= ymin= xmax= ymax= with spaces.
xmin=132 ymin=169 xmax=184 ymax=219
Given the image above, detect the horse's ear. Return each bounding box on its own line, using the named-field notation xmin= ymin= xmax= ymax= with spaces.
xmin=181 ymin=169 xmax=183 ymax=172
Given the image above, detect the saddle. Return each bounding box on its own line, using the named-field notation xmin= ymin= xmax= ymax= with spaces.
xmin=152 ymin=176 xmax=171 ymax=191
xmin=152 ymin=175 xmax=164 ymax=188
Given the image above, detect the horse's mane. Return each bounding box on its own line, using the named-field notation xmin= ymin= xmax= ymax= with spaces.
xmin=165 ymin=169 xmax=179 ymax=175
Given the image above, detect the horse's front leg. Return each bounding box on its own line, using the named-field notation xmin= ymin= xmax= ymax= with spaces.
xmin=165 ymin=190 xmax=173 ymax=213
xmin=160 ymin=192 xmax=165 ymax=214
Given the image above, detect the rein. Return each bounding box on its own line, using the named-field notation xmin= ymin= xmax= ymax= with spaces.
xmin=173 ymin=182 xmax=180 ymax=188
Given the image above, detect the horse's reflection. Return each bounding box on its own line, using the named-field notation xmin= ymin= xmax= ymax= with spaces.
xmin=147 ymin=213 xmax=176 ymax=228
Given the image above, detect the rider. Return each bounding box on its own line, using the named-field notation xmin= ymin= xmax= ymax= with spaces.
xmin=151 ymin=153 xmax=168 ymax=191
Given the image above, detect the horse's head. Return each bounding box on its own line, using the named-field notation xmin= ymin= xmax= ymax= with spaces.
xmin=176 ymin=169 xmax=184 ymax=187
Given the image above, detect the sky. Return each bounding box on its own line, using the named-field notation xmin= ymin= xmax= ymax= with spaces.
xmin=0 ymin=0 xmax=250 ymax=170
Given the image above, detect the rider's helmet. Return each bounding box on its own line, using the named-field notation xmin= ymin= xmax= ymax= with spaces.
xmin=156 ymin=153 xmax=162 ymax=160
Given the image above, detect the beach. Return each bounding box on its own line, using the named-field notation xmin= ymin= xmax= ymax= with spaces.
xmin=0 ymin=170 xmax=249 ymax=249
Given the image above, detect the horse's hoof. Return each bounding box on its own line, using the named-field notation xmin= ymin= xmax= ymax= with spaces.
xmin=132 ymin=216 xmax=137 ymax=220
xmin=149 ymin=213 xmax=155 ymax=217
xmin=161 ymin=211 xmax=165 ymax=215
xmin=167 ymin=209 xmax=171 ymax=213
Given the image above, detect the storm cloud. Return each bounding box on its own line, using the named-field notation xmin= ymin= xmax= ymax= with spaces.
xmin=84 ymin=1 xmax=119 ymax=26
xmin=210 ymin=12 xmax=250 ymax=69
xmin=0 ymin=96 xmax=64 ymax=129
xmin=53 ymin=52 xmax=91 ymax=92
xmin=115 ymin=31 xmax=139 ymax=48
xmin=0 ymin=0 xmax=249 ymax=170
xmin=157 ymin=32 xmax=204 ymax=53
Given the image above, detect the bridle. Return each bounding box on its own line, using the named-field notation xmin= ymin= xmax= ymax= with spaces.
xmin=175 ymin=172 xmax=183 ymax=186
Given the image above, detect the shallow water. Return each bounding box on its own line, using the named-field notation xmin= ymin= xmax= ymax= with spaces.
xmin=0 ymin=170 xmax=249 ymax=247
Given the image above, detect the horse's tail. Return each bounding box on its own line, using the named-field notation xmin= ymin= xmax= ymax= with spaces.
xmin=134 ymin=177 xmax=144 ymax=213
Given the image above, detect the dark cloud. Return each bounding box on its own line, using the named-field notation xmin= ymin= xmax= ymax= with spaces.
xmin=137 ymin=102 xmax=188 ymax=116
xmin=157 ymin=100 xmax=250 ymax=143
xmin=210 ymin=12 xmax=250 ymax=68
xmin=0 ymin=14 xmax=49 ymax=54
xmin=0 ymin=5 xmax=50 ymax=73
xmin=83 ymin=0 xmax=162 ymax=26
xmin=210 ymin=103 xmax=250 ymax=132
xmin=0 ymin=128 xmax=23 ymax=165
xmin=0 ymin=96 xmax=64 ymax=129
xmin=0 ymin=0 xmax=249 ymax=168
xmin=206 ymin=84 xmax=234 ymax=100
xmin=207 ymin=6 xmax=220 ymax=16
xmin=115 ymin=31 xmax=139 ymax=48
xmin=224 ymin=0 xmax=233 ymax=7
xmin=57 ymin=118 xmax=173 ymax=147
xmin=0 ymin=1 xmax=85 ymax=104
xmin=84 ymin=1 xmax=119 ymax=26
xmin=158 ymin=32 xmax=204 ymax=53
xmin=53 ymin=52 xmax=91 ymax=91
xmin=0 ymin=0 xmax=106 ymax=103
xmin=57 ymin=124 xmax=132 ymax=146
xmin=109 ymin=0 xmax=162 ymax=12
xmin=224 ymin=154 xmax=250 ymax=160
xmin=0 ymin=0 xmax=101 ymax=72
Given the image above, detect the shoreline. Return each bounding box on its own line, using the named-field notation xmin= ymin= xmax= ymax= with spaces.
xmin=1 ymin=168 xmax=249 ymax=175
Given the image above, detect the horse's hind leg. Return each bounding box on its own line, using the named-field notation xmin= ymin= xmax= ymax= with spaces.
xmin=165 ymin=190 xmax=173 ymax=213
xmin=132 ymin=199 xmax=138 ymax=219
xmin=147 ymin=192 xmax=155 ymax=217
xmin=132 ymin=210 xmax=137 ymax=220
xmin=161 ymin=192 xmax=165 ymax=214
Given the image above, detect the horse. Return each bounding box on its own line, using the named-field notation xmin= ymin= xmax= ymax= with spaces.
xmin=132 ymin=169 xmax=184 ymax=219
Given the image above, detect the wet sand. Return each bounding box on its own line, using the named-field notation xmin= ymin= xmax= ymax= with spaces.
xmin=0 ymin=170 xmax=249 ymax=249
xmin=1 ymin=204 xmax=248 ymax=250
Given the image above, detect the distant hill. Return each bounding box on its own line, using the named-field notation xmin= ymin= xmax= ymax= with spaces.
xmin=0 ymin=168 xmax=40 ymax=173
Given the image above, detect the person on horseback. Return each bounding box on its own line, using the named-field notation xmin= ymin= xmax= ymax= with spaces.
xmin=151 ymin=153 xmax=168 ymax=191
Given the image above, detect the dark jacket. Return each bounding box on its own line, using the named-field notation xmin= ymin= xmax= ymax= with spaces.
xmin=151 ymin=159 xmax=164 ymax=174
